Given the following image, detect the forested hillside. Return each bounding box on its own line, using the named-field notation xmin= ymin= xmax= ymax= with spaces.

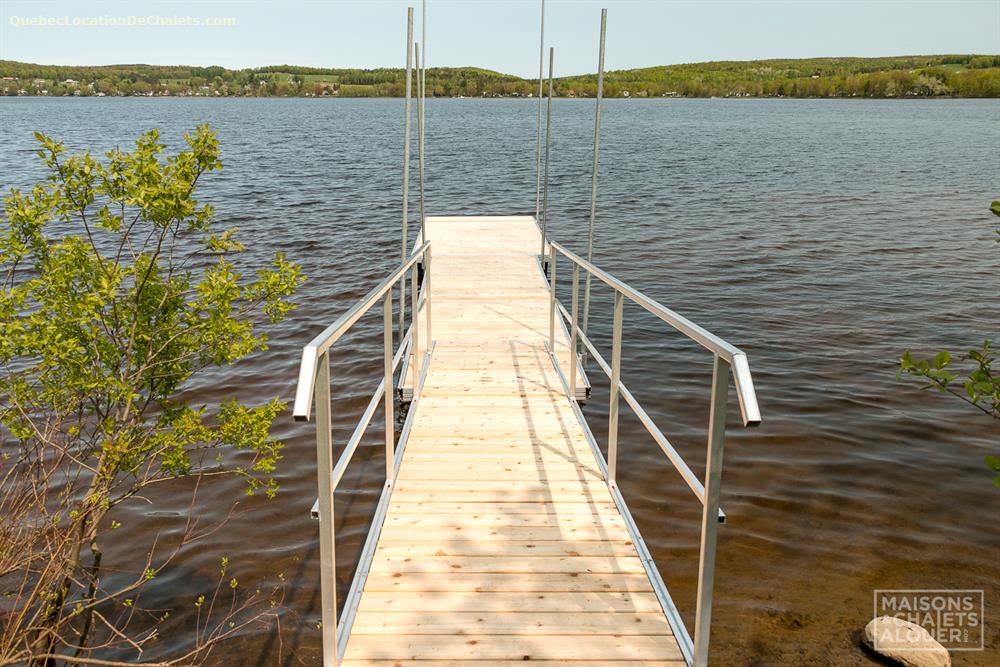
xmin=2 ymin=55 xmax=998 ymax=98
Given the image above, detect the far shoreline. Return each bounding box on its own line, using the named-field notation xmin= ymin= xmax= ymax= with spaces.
xmin=2 ymin=94 xmax=996 ymax=101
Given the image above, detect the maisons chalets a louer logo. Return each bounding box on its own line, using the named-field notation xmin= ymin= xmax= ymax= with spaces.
xmin=874 ymin=590 xmax=984 ymax=651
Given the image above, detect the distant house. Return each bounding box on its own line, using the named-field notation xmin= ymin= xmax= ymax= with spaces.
xmin=63 ymin=79 xmax=77 ymax=85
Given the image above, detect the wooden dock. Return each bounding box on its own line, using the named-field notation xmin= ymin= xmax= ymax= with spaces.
xmin=294 ymin=215 xmax=760 ymax=667
xmin=340 ymin=216 xmax=684 ymax=665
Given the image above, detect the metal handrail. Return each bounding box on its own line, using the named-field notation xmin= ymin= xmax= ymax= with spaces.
xmin=546 ymin=240 xmax=760 ymax=667
xmin=550 ymin=241 xmax=761 ymax=426
xmin=556 ymin=299 xmax=724 ymax=522
xmin=293 ymin=240 xmax=431 ymax=421
xmin=292 ymin=241 xmax=432 ymax=667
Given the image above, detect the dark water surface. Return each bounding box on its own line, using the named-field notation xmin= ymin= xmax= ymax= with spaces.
xmin=1 ymin=97 xmax=998 ymax=665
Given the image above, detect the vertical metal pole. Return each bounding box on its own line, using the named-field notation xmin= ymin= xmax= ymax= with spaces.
xmin=568 ymin=264 xmax=580 ymax=399
xmin=607 ymin=289 xmax=623 ymax=482
xmin=539 ymin=47 xmax=554 ymax=259
xmin=548 ymin=245 xmax=557 ymax=350
xmin=417 ymin=29 xmax=426 ymax=231
xmin=422 ymin=0 xmax=427 ymax=100
xmin=410 ymin=262 xmax=420 ymax=393
xmin=425 ymin=245 xmax=432 ymax=347
xmin=383 ymin=292 xmax=396 ymax=479
xmin=582 ymin=8 xmax=607 ymax=343
xmin=693 ymin=354 xmax=730 ymax=667
xmin=314 ymin=351 xmax=338 ymax=666
xmin=534 ymin=0 xmax=545 ymax=221
xmin=399 ymin=8 xmax=414 ymax=342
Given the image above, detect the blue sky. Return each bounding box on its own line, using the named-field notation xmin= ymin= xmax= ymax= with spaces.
xmin=1 ymin=1 xmax=998 ymax=77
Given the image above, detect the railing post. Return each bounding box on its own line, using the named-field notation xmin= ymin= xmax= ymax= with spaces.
xmin=607 ymin=289 xmax=623 ymax=482
xmin=534 ymin=0 xmax=545 ymax=221
xmin=416 ymin=39 xmax=426 ymax=233
xmin=568 ymin=263 xmax=579 ymax=399
xmin=425 ymin=245 xmax=432 ymax=347
xmin=548 ymin=244 xmax=557 ymax=350
xmin=410 ymin=261 xmax=420 ymax=393
xmin=582 ymin=7 xmax=607 ymax=350
xmin=539 ymin=46 xmax=554 ymax=259
xmin=382 ymin=292 xmax=395 ymax=479
xmin=693 ymin=354 xmax=730 ymax=667
xmin=313 ymin=351 xmax=338 ymax=666
xmin=399 ymin=8 xmax=413 ymax=344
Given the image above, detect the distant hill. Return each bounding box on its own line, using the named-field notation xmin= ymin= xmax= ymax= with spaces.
xmin=2 ymin=55 xmax=998 ymax=98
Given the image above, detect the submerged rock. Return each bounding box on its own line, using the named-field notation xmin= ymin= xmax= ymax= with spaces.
xmin=862 ymin=616 xmax=951 ymax=667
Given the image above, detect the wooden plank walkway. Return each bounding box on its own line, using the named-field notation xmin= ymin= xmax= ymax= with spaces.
xmin=400 ymin=216 xmax=588 ymax=401
xmin=341 ymin=216 xmax=684 ymax=665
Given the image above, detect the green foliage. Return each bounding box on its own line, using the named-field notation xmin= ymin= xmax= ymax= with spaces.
xmin=899 ymin=200 xmax=999 ymax=488
xmin=3 ymin=55 xmax=1000 ymax=98
xmin=1 ymin=124 xmax=302 ymax=496
xmin=0 ymin=125 xmax=302 ymax=662
xmin=901 ymin=343 xmax=999 ymax=487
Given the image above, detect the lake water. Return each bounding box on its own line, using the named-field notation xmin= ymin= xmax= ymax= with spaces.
xmin=1 ymin=97 xmax=998 ymax=665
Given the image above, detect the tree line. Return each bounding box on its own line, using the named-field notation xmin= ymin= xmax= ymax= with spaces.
xmin=2 ymin=55 xmax=998 ymax=98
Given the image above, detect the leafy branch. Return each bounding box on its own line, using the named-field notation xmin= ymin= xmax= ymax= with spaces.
xmin=899 ymin=201 xmax=1000 ymax=488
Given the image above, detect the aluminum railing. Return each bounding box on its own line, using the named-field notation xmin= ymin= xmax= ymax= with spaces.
xmin=292 ymin=241 xmax=432 ymax=667
xmin=546 ymin=241 xmax=761 ymax=667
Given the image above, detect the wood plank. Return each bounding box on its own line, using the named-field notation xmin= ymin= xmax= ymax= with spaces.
xmin=387 ymin=502 xmax=619 ymax=516
xmin=412 ymin=401 xmax=581 ymax=413
xmin=378 ymin=524 xmax=631 ymax=542
xmin=342 ymin=635 xmax=682 ymax=661
xmin=383 ymin=513 xmax=626 ymax=529
xmin=416 ymin=395 xmax=574 ymax=407
xmin=406 ymin=428 xmax=589 ymax=440
xmin=389 ymin=489 xmax=614 ymax=502
xmin=401 ymin=451 xmax=600 ymax=464
xmin=398 ymin=462 xmax=603 ymax=478
xmin=373 ymin=540 xmax=637 ymax=558
xmin=369 ymin=555 xmax=646 ymax=574
xmin=363 ymin=572 xmax=653 ymax=592
xmin=395 ymin=465 xmax=604 ymax=481
xmin=355 ymin=590 xmax=663 ymax=613
xmin=402 ymin=449 xmax=600 ymax=461
xmin=401 ymin=448 xmax=596 ymax=461
xmin=350 ymin=611 xmax=672 ymax=635
xmin=403 ymin=441 xmax=590 ymax=452
xmin=393 ymin=480 xmax=609 ymax=492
